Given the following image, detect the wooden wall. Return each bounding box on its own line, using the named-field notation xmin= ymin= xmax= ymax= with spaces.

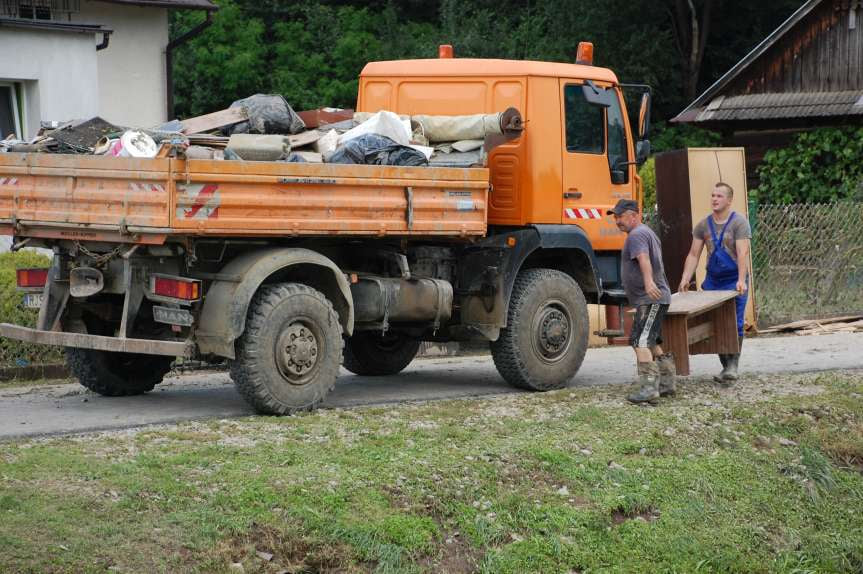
xmin=727 ymin=0 xmax=863 ymax=95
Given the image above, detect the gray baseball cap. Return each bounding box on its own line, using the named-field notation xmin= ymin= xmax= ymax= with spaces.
xmin=607 ymin=199 xmax=639 ymax=216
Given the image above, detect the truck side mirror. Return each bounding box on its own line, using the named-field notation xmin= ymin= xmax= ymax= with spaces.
xmin=638 ymin=92 xmax=651 ymax=139
xmin=582 ymin=81 xmax=612 ymax=107
xmin=636 ymin=139 xmax=651 ymax=166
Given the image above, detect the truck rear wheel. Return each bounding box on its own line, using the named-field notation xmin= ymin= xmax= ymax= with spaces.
xmin=490 ymin=268 xmax=588 ymax=391
xmin=65 ymin=348 xmax=174 ymax=396
xmin=342 ymin=332 xmax=421 ymax=376
xmin=230 ymin=283 xmax=343 ymax=415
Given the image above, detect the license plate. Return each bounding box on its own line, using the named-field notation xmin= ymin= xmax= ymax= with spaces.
xmin=22 ymin=293 xmax=44 ymax=309
xmin=153 ymin=305 xmax=194 ymax=327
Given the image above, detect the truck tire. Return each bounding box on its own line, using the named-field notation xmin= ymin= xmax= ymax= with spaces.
xmin=490 ymin=268 xmax=589 ymax=391
xmin=230 ymin=283 xmax=343 ymax=415
xmin=65 ymin=348 xmax=173 ymax=396
xmin=342 ymin=332 xmax=421 ymax=376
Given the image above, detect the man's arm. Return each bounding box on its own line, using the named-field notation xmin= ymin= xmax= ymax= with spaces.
xmin=678 ymin=237 xmax=705 ymax=292
xmin=735 ymin=238 xmax=750 ymax=294
xmin=636 ymin=252 xmax=662 ymax=300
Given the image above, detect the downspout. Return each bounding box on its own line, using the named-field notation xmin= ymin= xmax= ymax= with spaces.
xmin=166 ymin=11 xmax=213 ymax=120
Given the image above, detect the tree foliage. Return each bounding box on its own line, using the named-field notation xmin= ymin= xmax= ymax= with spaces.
xmin=753 ymin=127 xmax=863 ymax=204
xmin=171 ymin=0 xmax=801 ymax=128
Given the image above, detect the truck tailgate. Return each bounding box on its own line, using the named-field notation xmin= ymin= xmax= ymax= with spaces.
xmin=0 ymin=154 xmax=171 ymax=235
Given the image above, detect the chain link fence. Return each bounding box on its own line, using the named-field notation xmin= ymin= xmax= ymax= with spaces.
xmin=749 ymin=201 xmax=863 ymax=327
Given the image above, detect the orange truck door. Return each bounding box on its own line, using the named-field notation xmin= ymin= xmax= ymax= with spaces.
xmin=558 ymin=80 xmax=630 ymax=249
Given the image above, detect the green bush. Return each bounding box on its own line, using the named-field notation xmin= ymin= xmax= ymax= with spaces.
xmin=0 ymin=250 xmax=61 ymax=367
xmin=753 ymin=127 xmax=863 ymax=204
xmin=638 ymin=156 xmax=656 ymax=209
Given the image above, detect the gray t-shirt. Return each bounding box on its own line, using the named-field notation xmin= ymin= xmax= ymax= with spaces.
xmin=621 ymin=224 xmax=672 ymax=306
xmin=693 ymin=213 xmax=752 ymax=263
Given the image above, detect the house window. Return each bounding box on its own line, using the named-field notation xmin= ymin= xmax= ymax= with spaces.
xmin=564 ymin=84 xmax=604 ymax=154
xmin=0 ymin=0 xmax=80 ymax=19
xmin=0 ymin=84 xmax=22 ymax=140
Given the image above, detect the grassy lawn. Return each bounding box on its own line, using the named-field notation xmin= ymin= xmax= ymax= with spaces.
xmin=1 ymin=371 xmax=862 ymax=573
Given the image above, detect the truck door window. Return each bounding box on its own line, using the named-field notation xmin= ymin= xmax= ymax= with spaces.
xmin=607 ymin=94 xmax=629 ymax=183
xmin=564 ymin=85 xmax=603 ymax=154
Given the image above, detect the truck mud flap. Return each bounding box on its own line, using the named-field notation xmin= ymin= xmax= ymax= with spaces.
xmin=0 ymin=323 xmax=193 ymax=357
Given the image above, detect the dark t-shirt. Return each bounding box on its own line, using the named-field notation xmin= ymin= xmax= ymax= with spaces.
xmin=621 ymin=224 xmax=672 ymax=306
xmin=692 ymin=213 xmax=752 ymax=263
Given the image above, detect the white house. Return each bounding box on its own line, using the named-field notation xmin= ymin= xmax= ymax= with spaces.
xmin=0 ymin=0 xmax=217 ymax=139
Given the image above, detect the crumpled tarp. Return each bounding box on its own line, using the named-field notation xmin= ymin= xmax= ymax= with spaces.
xmin=328 ymin=134 xmax=428 ymax=167
xmin=412 ymin=113 xmax=504 ymax=143
xmin=224 ymin=94 xmax=306 ymax=136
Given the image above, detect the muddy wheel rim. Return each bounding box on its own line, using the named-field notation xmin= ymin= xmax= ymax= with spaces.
xmin=531 ymin=299 xmax=572 ymax=364
xmin=275 ymin=320 xmax=321 ymax=385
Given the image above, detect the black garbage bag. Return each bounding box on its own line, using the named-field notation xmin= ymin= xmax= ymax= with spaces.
xmin=328 ymin=134 xmax=428 ymax=166
xmin=224 ymin=94 xmax=305 ymax=135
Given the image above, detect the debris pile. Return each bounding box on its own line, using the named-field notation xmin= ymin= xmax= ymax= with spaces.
xmin=0 ymin=93 xmax=522 ymax=168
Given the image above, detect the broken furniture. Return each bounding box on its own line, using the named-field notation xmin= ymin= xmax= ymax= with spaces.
xmin=660 ymin=290 xmax=740 ymax=376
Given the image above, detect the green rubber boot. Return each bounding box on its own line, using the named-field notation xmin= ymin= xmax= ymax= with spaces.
xmin=657 ymin=353 xmax=677 ymax=397
xmin=627 ymin=362 xmax=660 ymax=404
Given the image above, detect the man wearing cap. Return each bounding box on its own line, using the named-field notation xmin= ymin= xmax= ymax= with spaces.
xmin=609 ymin=199 xmax=676 ymax=404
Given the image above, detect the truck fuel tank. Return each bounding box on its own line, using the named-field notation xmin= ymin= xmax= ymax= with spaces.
xmin=351 ymin=276 xmax=453 ymax=327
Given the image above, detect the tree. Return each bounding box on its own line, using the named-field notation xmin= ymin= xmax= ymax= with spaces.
xmin=668 ymin=0 xmax=714 ymax=101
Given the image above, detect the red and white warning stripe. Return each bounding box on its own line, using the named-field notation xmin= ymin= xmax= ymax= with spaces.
xmin=0 ymin=177 xmax=19 ymax=186
xmin=565 ymin=207 xmax=603 ymax=220
xmin=176 ymin=183 xmax=221 ymax=220
xmin=129 ymin=182 xmax=166 ymax=194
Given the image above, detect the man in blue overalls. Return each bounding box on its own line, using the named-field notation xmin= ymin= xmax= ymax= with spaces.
xmin=678 ymin=182 xmax=751 ymax=384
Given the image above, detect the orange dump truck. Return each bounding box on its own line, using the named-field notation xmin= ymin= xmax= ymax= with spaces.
xmin=0 ymin=46 xmax=651 ymax=414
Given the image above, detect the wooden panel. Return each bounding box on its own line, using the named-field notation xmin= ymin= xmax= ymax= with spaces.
xmin=655 ymin=149 xmax=692 ymax=289
xmin=686 ymin=321 xmax=713 ymax=345
xmin=685 ymin=148 xmax=757 ymax=329
xmin=661 ymin=315 xmax=691 ymax=376
xmin=667 ymin=290 xmax=738 ymax=316
xmin=690 ymin=304 xmax=739 ymax=355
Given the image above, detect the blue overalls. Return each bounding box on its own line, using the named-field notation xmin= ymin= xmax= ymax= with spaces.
xmin=701 ymin=212 xmax=747 ymax=337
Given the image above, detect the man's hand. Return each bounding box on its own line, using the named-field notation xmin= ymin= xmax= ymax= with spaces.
xmin=736 ymin=280 xmax=747 ymax=294
xmin=645 ymin=279 xmax=662 ymax=301
xmin=678 ymin=278 xmax=690 ymax=293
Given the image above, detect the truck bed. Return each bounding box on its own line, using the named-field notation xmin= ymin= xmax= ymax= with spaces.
xmin=0 ymin=153 xmax=489 ymax=243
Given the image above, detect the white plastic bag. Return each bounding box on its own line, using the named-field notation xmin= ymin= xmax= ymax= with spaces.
xmin=340 ymin=111 xmax=412 ymax=147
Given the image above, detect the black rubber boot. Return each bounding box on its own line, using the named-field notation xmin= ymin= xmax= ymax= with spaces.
xmin=717 ymin=337 xmax=743 ymax=386
xmin=627 ymin=362 xmax=660 ymax=404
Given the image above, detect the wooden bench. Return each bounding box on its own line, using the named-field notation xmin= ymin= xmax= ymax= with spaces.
xmin=661 ymin=290 xmax=740 ymax=376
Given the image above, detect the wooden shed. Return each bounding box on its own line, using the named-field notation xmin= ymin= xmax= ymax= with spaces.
xmin=673 ymin=0 xmax=863 ymax=189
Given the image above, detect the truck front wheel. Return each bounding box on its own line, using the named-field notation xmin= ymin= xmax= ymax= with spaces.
xmin=230 ymin=283 xmax=343 ymax=415
xmin=490 ymin=268 xmax=589 ymax=391
xmin=66 ymin=349 xmax=174 ymax=396
xmin=342 ymin=332 xmax=421 ymax=376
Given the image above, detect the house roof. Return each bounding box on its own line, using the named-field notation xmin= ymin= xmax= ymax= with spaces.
xmin=98 ymin=0 xmax=218 ymax=10
xmin=681 ymin=91 xmax=863 ymax=122
xmin=673 ymin=0 xmax=826 ymax=123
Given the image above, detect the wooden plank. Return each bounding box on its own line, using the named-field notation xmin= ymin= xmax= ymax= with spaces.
xmin=661 ymin=315 xmax=691 ymax=376
xmin=758 ymin=314 xmax=863 ymax=333
xmin=297 ymin=108 xmax=354 ymax=129
xmin=666 ymin=290 xmax=739 ymax=316
xmin=687 ymin=322 xmax=712 ymax=345
xmin=287 ymin=130 xmax=323 ymax=149
xmin=181 ymin=107 xmax=248 ymax=135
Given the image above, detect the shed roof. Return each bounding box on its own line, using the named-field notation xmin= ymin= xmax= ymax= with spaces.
xmin=679 ymin=91 xmax=863 ymax=123
xmin=98 ymin=0 xmax=217 ymax=10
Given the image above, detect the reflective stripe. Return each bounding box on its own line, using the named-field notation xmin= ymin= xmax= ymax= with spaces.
xmin=638 ymin=304 xmax=660 ymax=348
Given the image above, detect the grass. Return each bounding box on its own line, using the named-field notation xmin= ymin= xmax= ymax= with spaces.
xmin=0 ymin=370 xmax=862 ymax=573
